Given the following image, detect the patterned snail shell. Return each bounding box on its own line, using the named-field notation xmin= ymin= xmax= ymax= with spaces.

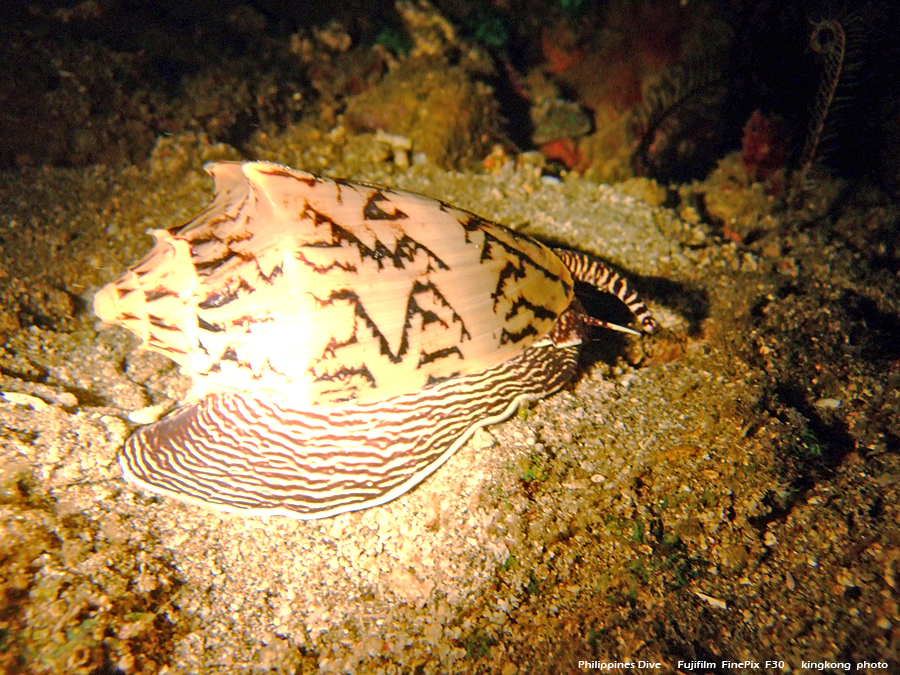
xmin=94 ymin=161 xmax=656 ymax=519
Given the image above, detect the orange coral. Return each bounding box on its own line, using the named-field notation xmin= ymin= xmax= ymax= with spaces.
xmin=540 ymin=138 xmax=587 ymax=171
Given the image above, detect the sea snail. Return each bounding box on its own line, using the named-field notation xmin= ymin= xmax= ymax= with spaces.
xmin=94 ymin=161 xmax=657 ymax=519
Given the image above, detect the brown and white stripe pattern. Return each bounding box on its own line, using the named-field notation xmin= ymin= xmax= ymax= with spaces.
xmin=552 ymin=249 xmax=658 ymax=333
xmin=95 ymin=161 xmax=577 ymax=408
xmin=95 ymin=161 xmax=656 ymax=519
xmin=121 ymin=337 xmax=579 ymax=518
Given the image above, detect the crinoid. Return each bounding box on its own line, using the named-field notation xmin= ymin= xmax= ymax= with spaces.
xmin=797 ymin=11 xmax=865 ymax=185
xmin=630 ymin=51 xmax=729 ymax=181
